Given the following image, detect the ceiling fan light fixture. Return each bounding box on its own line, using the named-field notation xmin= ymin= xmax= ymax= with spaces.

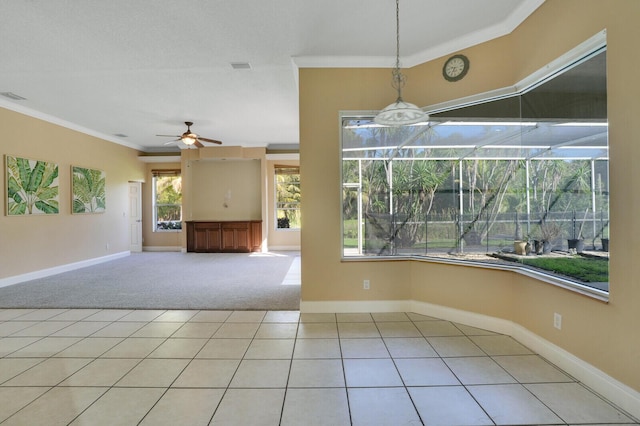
xmin=181 ymin=134 xmax=197 ymax=145
xmin=374 ymin=0 xmax=428 ymax=127
xmin=157 ymin=121 xmax=222 ymax=148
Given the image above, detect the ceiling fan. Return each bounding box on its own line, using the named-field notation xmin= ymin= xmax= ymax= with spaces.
xmin=157 ymin=121 xmax=222 ymax=148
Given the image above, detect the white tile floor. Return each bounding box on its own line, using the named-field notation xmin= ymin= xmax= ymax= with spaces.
xmin=0 ymin=308 xmax=637 ymax=425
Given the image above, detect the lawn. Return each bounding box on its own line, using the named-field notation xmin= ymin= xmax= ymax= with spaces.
xmin=519 ymin=256 xmax=609 ymax=283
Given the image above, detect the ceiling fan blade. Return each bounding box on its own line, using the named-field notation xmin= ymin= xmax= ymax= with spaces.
xmin=198 ymin=137 xmax=223 ymax=145
xmin=164 ymin=139 xmax=180 ymax=145
xmin=156 ymin=122 xmax=220 ymax=148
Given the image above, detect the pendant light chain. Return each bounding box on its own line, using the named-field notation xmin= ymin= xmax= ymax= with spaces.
xmin=395 ymin=0 xmax=401 ymax=71
xmin=374 ymin=0 xmax=428 ymax=126
xmin=392 ymin=0 xmax=407 ymax=101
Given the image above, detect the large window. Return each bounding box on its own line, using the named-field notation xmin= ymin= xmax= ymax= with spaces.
xmin=275 ymin=166 xmax=301 ymax=229
xmin=152 ymin=169 xmax=182 ymax=232
xmin=341 ymin=44 xmax=608 ymax=296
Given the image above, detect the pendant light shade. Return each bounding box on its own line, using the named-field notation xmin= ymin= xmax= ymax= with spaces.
xmin=375 ymin=99 xmax=427 ymax=126
xmin=374 ymin=0 xmax=428 ymax=126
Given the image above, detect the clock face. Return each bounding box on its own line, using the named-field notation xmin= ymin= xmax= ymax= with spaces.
xmin=443 ymin=54 xmax=469 ymax=82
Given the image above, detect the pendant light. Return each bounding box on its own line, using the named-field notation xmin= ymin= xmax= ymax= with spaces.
xmin=374 ymin=0 xmax=428 ymax=126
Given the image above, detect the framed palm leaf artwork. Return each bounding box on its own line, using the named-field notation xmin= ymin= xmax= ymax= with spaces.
xmin=72 ymin=166 xmax=106 ymax=214
xmin=6 ymin=155 xmax=59 ymax=215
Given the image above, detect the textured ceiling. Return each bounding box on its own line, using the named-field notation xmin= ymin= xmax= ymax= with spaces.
xmin=0 ymin=0 xmax=544 ymax=152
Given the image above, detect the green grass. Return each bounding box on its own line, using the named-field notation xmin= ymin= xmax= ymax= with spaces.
xmin=519 ymin=256 xmax=608 ymax=282
xmin=344 ymin=234 xmax=608 ymax=283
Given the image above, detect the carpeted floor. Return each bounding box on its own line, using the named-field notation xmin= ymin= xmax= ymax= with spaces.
xmin=0 ymin=251 xmax=300 ymax=310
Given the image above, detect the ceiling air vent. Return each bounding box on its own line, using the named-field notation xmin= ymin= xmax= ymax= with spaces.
xmin=230 ymin=62 xmax=252 ymax=70
xmin=1 ymin=92 xmax=27 ymax=101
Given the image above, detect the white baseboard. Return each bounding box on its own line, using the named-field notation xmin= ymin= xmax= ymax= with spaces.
xmin=142 ymin=246 xmax=182 ymax=252
xmin=409 ymin=300 xmax=514 ymax=335
xmin=0 ymin=251 xmax=130 ymax=289
xmin=300 ymin=299 xmax=640 ymax=420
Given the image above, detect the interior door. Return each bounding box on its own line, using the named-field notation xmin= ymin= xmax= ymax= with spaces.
xmin=129 ymin=181 xmax=143 ymax=252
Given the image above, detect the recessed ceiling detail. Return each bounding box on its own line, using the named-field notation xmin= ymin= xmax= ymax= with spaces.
xmin=230 ymin=62 xmax=252 ymax=70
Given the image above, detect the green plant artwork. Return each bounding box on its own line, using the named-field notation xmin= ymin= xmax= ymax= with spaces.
xmin=72 ymin=166 xmax=106 ymax=213
xmin=6 ymin=155 xmax=59 ymax=215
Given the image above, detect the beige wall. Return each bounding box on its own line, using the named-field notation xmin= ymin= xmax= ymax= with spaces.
xmin=188 ymin=160 xmax=261 ymax=221
xmin=300 ymin=0 xmax=640 ymax=392
xmin=0 ymin=107 xmax=144 ymax=278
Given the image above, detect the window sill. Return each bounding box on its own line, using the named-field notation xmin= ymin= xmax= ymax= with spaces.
xmin=341 ymin=254 xmax=609 ymax=303
xmin=153 ymin=229 xmax=182 ymax=233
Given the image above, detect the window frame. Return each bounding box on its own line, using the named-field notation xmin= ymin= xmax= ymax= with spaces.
xmin=274 ymin=165 xmax=301 ymax=230
xmin=152 ymin=169 xmax=182 ymax=233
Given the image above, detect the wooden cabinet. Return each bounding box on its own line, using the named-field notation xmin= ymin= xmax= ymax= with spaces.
xmin=221 ymin=222 xmax=250 ymax=252
xmin=190 ymin=222 xmax=221 ymax=252
xmin=186 ymin=221 xmax=262 ymax=253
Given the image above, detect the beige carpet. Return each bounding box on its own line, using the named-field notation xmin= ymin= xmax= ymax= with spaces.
xmin=0 ymin=251 xmax=300 ymax=310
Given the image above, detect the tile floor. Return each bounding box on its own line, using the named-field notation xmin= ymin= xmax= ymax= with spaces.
xmin=0 ymin=308 xmax=637 ymax=425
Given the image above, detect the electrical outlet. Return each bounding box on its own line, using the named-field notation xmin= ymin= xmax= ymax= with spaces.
xmin=363 ymin=279 xmax=370 ymax=290
xmin=554 ymin=312 xmax=562 ymax=330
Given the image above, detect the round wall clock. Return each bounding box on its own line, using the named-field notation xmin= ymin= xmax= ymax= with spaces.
xmin=443 ymin=54 xmax=469 ymax=82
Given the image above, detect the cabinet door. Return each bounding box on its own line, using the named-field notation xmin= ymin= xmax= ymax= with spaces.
xmin=192 ymin=222 xmax=221 ymax=252
xmin=221 ymin=222 xmax=251 ymax=252
xmin=206 ymin=228 xmax=222 ymax=251
xmin=234 ymin=227 xmax=250 ymax=252
xmin=193 ymin=227 xmax=210 ymax=251
xmin=250 ymin=221 xmax=262 ymax=252
xmin=187 ymin=223 xmax=195 ymax=252
xmin=221 ymin=227 xmax=236 ymax=251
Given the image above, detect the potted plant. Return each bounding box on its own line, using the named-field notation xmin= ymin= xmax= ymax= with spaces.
xmin=567 ymin=237 xmax=584 ymax=253
xmin=513 ymin=214 xmax=528 ymax=255
xmin=532 ymin=239 xmax=543 ymax=254
xmin=537 ymin=221 xmax=562 ymax=254
xmin=277 ymin=217 xmax=290 ymax=229
xmin=514 ymin=239 xmax=529 ymax=255
xmin=599 ymin=216 xmax=609 ymax=252
xmin=567 ymin=209 xmax=588 ymax=253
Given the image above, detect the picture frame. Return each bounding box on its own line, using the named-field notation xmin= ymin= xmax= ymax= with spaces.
xmin=72 ymin=165 xmax=106 ymax=214
xmin=5 ymin=155 xmax=59 ymax=215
